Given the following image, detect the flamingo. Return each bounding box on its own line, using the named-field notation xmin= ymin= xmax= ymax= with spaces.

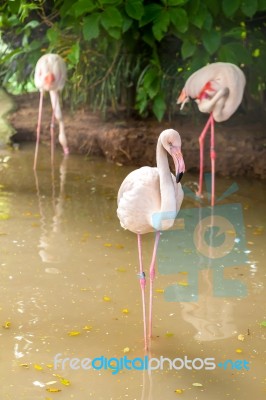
xmin=117 ymin=129 xmax=185 ymax=349
xmin=177 ymin=62 xmax=246 ymax=206
xmin=34 ymin=53 xmax=69 ymax=169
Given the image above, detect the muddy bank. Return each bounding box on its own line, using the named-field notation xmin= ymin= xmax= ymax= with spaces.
xmin=8 ymin=92 xmax=266 ymax=179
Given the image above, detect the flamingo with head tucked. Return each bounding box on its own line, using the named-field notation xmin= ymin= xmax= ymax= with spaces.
xmin=34 ymin=53 xmax=69 ymax=169
xmin=117 ymin=129 xmax=185 ymax=349
xmin=177 ymin=62 xmax=246 ymax=205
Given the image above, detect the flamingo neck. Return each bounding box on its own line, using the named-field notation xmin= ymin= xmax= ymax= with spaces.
xmin=156 ymin=138 xmax=177 ymax=215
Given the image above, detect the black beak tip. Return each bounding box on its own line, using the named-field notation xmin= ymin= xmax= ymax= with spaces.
xmin=176 ymin=172 xmax=184 ymax=183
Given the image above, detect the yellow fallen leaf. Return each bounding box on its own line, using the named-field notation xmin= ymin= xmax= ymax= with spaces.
xmin=46 ymin=364 xmax=53 ymax=369
xmin=46 ymin=388 xmax=62 ymax=393
xmin=83 ymin=325 xmax=93 ymax=331
xmin=19 ymin=363 xmax=29 ymax=368
xmin=155 ymin=289 xmax=164 ymax=293
xmin=116 ymin=267 xmax=126 ymax=272
xmin=192 ymin=383 xmax=203 ymax=387
xmin=68 ymin=331 xmax=81 ymax=336
xmin=123 ymin=347 xmax=130 ymax=353
xmin=165 ymin=332 xmax=174 ymax=338
xmin=103 ymin=296 xmax=111 ymax=302
xmin=34 ymin=364 xmax=43 ymax=370
xmin=174 ymin=389 xmax=184 ymax=394
xmin=237 ymin=334 xmax=245 ymax=341
xmin=104 ymin=243 xmax=112 ymax=247
xmin=236 ymin=348 xmax=243 ymax=353
xmin=122 ymin=309 xmax=129 ymax=314
xmin=178 ymin=282 xmax=189 ymax=287
xmin=2 ymin=321 xmax=11 ymax=329
xmin=115 ymin=244 xmax=124 ymax=249
xmin=60 ymin=377 xmax=70 ymax=386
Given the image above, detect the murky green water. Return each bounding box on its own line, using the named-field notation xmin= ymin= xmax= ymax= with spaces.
xmin=0 ymin=143 xmax=265 ymax=400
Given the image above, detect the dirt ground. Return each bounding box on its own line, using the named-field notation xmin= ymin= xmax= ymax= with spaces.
xmin=8 ymin=92 xmax=266 ymax=179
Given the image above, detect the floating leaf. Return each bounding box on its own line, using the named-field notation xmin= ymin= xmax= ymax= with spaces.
xmin=46 ymin=364 xmax=53 ymax=369
xmin=174 ymin=388 xmax=184 ymax=394
xmin=34 ymin=364 xmax=43 ymax=370
xmin=238 ymin=334 xmax=245 ymax=341
xmin=83 ymin=325 xmax=93 ymax=331
xmin=235 ymin=348 xmax=243 ymax=353
xmin=155 ymin=288 xmax=164 ymax=293
xmin=123 ymin=347 xmax=130 ymax=353
xmin=116 ymin=267 xmax=127 ymax=272
xmin=68 ymin=331 xmax=81 ymax=336
xmin=259 ymin=321 xmax=266 ymax=327
xmin=46 ymin=388 xmax=62 ymax=393
xmin=104 ymin=243 xmax=112 ymax=247
xmin=178 ymin=281 xmax=189 ymax=287
xmin=60 ymin=377 xmax=70 ymax=386
xmin=115 ymin=244 xmax=124 ymax=249
xmin=19 ymin=363 xmax=29 ymax=368
xmin=103 ymin=296 xmax=111 ymax=302
xmin=122 ymin=308 xmax=129 ymax=314
xmin=165 ymin=332 xmax=174 ymax=338
xmin=2 ymin=321 xmax=11 ymax=329
xmin=192 ymin=382 xmax=203 ymax=387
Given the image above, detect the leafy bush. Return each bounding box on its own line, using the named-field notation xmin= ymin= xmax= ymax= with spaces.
xmin=0 ymin=0 xmax=266 ymax=120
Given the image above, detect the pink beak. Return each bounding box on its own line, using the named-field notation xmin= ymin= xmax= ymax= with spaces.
xmin=171 ymin=147 xmax=185 ymax=183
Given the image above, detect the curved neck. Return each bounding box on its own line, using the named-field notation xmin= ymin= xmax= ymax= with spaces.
xmin=156 ymin=137 xmax=176 ymax=214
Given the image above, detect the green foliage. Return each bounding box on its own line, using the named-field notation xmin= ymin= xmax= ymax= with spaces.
xmin=0 ymin=0 xmax=265 ymax=120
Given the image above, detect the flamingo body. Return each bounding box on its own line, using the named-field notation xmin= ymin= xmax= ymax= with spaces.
xmin=117 ymin=129 xmax=185 ymax=349
xmin=34 ymin=53 xmax=68 ymax=169
xmin=177 ymin=62 xmax=246 ymax=205
xmin=178 ymin=62 xmax=246 ymax=122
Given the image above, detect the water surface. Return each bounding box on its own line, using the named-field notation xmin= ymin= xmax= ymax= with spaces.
xmin=0 ymin=144 xmax=265 ymax=400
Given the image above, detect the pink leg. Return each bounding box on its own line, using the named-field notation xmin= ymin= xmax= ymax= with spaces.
xmin=34 ymin=91 xmax=44 ymax=170
xmin=149 ymin=231 xmax=160 ymax=339
xmin=50 ymin=109 xmax=56 ymax=167
xmin=137 ymin=234 xmax=147 ymax=350
xmin=197 ymin=113 xmax=213 ymax=197
xmin=210 ymin=114 xmax=216 ymax=206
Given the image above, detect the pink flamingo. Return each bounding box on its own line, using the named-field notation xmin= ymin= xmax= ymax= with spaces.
xmin=34 ymin=53 xmax=69 ymax=169
xmin=117 ymin=129 xmax=185 ymax=349
xmin=177 ymin=62 xmax=246 ymax=206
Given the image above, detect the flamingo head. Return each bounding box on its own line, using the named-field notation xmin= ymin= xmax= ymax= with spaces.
xmin=160 ymin=129 xmax=185 ymax=183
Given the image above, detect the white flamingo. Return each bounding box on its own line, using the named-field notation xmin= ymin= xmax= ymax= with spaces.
xmin=177 ymin=62 xmax=246 ymax=205
xmin=117 ymin=129 xmax=185 ymax=349
xmin=34 ymin=53 xmax=69 ymax=169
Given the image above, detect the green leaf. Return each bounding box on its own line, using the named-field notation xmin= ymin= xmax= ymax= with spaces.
xmin=166 ymin=0 xmax=188 ymax=4
xmin=202 ymin=30 xmax=221 ymax=54
xmin=258 ymin=0 xmax=266 ymax=11
xmin=152 ymin=10 xmax=170 ymax=41
xmin=72 ymin=0 xmax=96 ymax=17
xmin=241 ymin=0 xmax=258 ymax=17
xmin=222 ymin=0 xmax=241 ymax=17
xmin=46 ymin=28 xmax=59 ymax=44
xmin=218 ymin=42 xmax=252 ymax=65
xmin=143 ymin=67 xmax=160 ymax=99
xmin=170 ymin=8 xmax=188 ymax=33
xmin=100 ymin=6 xmax=123 ymax=30
xmin=83 ymin=14 xmax=100 ymax=40
xmin=181 ymin=40 xmax=196 ymax=59
xmin=223 ymin=27 xmax=245 ymax=39
xmin=140 ymin=4 xmax=163 ymax=27
xmin=67 ymin=42 xmax=80 ymax=65
xmin=108 ymin=27 xmax=121 ymax=39
xmin=260 ymin=321 xmax=266 ymax=327
xmin=136 ymin=87 xmax=148 ymax=114
xmin=190 ymin=6 xmax=209 ymax=29
xmin=125 ymin=0 xmax=144 ymax=20
xmin=152 ymin=93 xmax=166 ymax=121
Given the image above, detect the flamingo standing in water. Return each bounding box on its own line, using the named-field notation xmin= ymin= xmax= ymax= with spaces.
xmin=34 ymin=53 xmax=69 ymax=169
xmin=117 ymin=129 xmax=185 ymax=349
xmin=177 ymin=62 xmax=246 ymax=206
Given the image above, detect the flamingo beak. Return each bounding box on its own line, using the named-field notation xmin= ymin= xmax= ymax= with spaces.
xmin=177 ymin=89 xmax=189 ymax=110
xmin=171 ymin=147 xmax=185 ymax=183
